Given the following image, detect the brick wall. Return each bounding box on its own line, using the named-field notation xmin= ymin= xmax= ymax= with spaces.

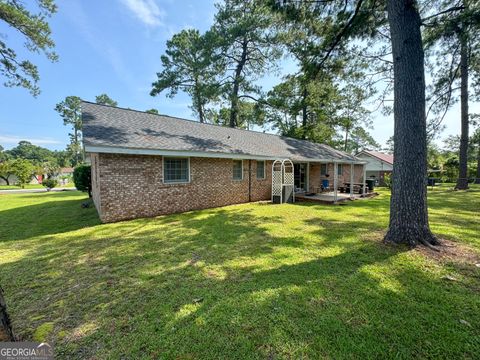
xmin=91 ymin=153 xmax=273 ymax=222
xmin=90 ymin=153 xmax=101 ymax=214
xmin=309 ymin=163 xmax=364 ymax=192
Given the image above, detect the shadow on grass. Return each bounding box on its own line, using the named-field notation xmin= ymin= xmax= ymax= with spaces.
xmin=1 ymin=198 xmax=479 ymax=358
xmin=1 ymin=190 xmax=479 ymax=358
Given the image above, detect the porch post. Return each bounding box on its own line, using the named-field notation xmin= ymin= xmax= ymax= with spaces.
xmin=306 ymin=162 xmax=310 ymax=192
xmin=362 ymin=163 xmax=367 ymax=197
xmin=333 ymin=162 xmax=338 ymax=203
xmin=350 ymin=163 xmax=354 ymax=199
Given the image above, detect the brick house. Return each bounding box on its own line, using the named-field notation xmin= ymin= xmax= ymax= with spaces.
xmin=82 ymin=102 xmax=367 ymax=223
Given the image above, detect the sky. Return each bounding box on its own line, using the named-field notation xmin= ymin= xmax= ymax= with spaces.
xmin=0 ymin=0 xmax=476 ymax=151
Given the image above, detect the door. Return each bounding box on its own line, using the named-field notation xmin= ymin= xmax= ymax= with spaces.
xmin=294 ymin=163 xmax=307 ymax=192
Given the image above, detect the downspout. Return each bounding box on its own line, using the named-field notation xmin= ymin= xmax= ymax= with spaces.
xmin=248 ymin=160 xmax=252 ymax=202
xmin=333 ymin=162 xmax=338 ymax=203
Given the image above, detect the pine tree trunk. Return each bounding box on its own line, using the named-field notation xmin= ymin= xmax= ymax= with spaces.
xmin=302 ymin=87 xmax=308 ymax=139
xmin=455 ymin=32 xmax=469 ymax=190
xmin=74 ymin=129 xmax=79 ymax=166
xmin=475 ymin=137 xmax=480 ymax=184
xmin=229 ymin=39 xmax=248 ymax=128
xmin=194 ymin=81 xmax=205 ymax=123
xmin=0 ymin=286 xmax=15 ymax=341
xmin=384 ymin=0 xmax=438 ymax=247
xmin=344 ymin=125 xmax=349 ymax=151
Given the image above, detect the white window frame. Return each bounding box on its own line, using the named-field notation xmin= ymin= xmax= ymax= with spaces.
xmin=232 ymin=159 xmax=244 ymax=181
xmin=163 ymin=156 xmax=191 ymax=184
xmin=320 ymin=163 xmax=328 ymax=176
xmin=337 ymin=163 xmax=343 ymax=176
xmin=256 ymin=160 xmax=266 ymax=179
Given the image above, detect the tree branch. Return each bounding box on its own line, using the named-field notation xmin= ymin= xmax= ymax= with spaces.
xmin=314 ymin=0 xmax=365 ymax=72
xmin=421 ymin=6 xmax=465 ymax=23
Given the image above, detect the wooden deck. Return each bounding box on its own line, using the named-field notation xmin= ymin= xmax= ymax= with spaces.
xmin=295 ymin=191 xmax=378 ymax=204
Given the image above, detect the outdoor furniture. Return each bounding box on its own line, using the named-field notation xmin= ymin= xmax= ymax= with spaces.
xmin=343 ymin=182 xmax=366 ymax=194
xmin=319 ymin=179 xmax=332 ymax=192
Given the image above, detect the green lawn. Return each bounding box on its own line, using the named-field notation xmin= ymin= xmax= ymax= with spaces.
xmin=0 ymin=187 xmax=479 ymax=359
xmin=0 ymin=184 xmax=45 ymax=190
xmin=0 ymin=182 xmax=75 ymax=190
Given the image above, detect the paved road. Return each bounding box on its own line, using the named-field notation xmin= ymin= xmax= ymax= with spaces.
xmin=0 ymin=187 xmax=77 ymax=194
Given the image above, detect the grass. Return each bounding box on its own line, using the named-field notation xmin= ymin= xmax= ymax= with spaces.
xmin=0 ymin=186 xmax=479 ymax=359
xmin=0 ymin=184 xmax=45 ymax=190
xmin=0 ymin=182 xmax=75 ymax=190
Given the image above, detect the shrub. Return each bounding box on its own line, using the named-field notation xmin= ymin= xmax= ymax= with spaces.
xmin=73 ymin=165 xmax=92 ymax=197
xmin=383 ymin=173 xmax=392 ymax=189
xmin=42 ymin=178 xmax=58 ymax=190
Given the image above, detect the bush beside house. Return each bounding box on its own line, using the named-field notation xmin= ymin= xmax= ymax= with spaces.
xmin=73 ymin=165 xmax=92 ymax=197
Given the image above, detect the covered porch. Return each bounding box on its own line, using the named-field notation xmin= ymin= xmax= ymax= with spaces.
xmin=292 ymin=160 xmax=373 ymax=203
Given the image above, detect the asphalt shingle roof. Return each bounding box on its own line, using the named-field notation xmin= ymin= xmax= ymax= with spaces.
xmin=82 ymin=101 xmax=361 ymax=163
xmin=360 ymin=150 xmax=394 ymax=165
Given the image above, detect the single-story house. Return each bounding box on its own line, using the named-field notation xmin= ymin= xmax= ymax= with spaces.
xmin=0 ymin=173 xmax=42 ymax=186
xmin=53 ymin=167 xmax=74 ymax=185
xmin=0 ymin=167 xmax=74 ymax=186
xmin=82 ymin=101 xmax=368 ymax=223
xmin=58 ymin=167 xmax=74 ymax=176
xmin=355 ymin=150 xmax=393 ymax=185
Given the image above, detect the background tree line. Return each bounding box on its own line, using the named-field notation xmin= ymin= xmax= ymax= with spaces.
xmin=150 ymin=0 xmax=380 ymax=151
xmin=150 ymin=0 xmax=480 ymax=185
xmin=0 ymin=141 xmax=66 ymax=187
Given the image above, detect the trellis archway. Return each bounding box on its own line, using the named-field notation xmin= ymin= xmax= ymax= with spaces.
xmin=272 ymin=159 xmax=295 ymax=204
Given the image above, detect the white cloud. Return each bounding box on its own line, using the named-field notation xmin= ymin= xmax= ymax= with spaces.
xmin=0 ymin=135 xmax=61 ymax=146
xmin=120 ymin=0 xmax=165 ymax=27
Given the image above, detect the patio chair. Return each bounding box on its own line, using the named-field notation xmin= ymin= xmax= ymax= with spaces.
xmin=321 ymin=179 xmax=331 ymax=192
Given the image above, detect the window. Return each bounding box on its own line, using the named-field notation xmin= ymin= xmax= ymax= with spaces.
xmin=164 ymin=157 xmax=189 ymax=183
xmin=232 ymin=160 xmax=243 ymax=180
xmin=320 ymin=164 xmax=328 ymax=175
xmin=256 ymin=160 xmax=265 ymax=179
xmin=337 ymin=164 xmax=343 ymax=176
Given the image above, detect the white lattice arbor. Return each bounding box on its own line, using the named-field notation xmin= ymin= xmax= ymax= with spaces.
xmin=272 ymin=159 xmax=295 ymax=204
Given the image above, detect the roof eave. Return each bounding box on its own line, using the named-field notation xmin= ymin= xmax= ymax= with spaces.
xmin=84 ymin=145 xmax=367 ymax=164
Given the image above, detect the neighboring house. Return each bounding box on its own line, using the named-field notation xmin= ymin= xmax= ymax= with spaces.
xmin=51 ymin=167 xmax=74 ymax=185
xmin=0 ymin=174 xmax=41 ymax=186
xmin=58 ymin=167 xmax=74 ymax=176
xmin=0 ymin=168 xmax=73 ymax=186
xmin=356 ymin=150 xmax=393 ymax=185
xmin=82 ymin=101 xmax=367 ymax=223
